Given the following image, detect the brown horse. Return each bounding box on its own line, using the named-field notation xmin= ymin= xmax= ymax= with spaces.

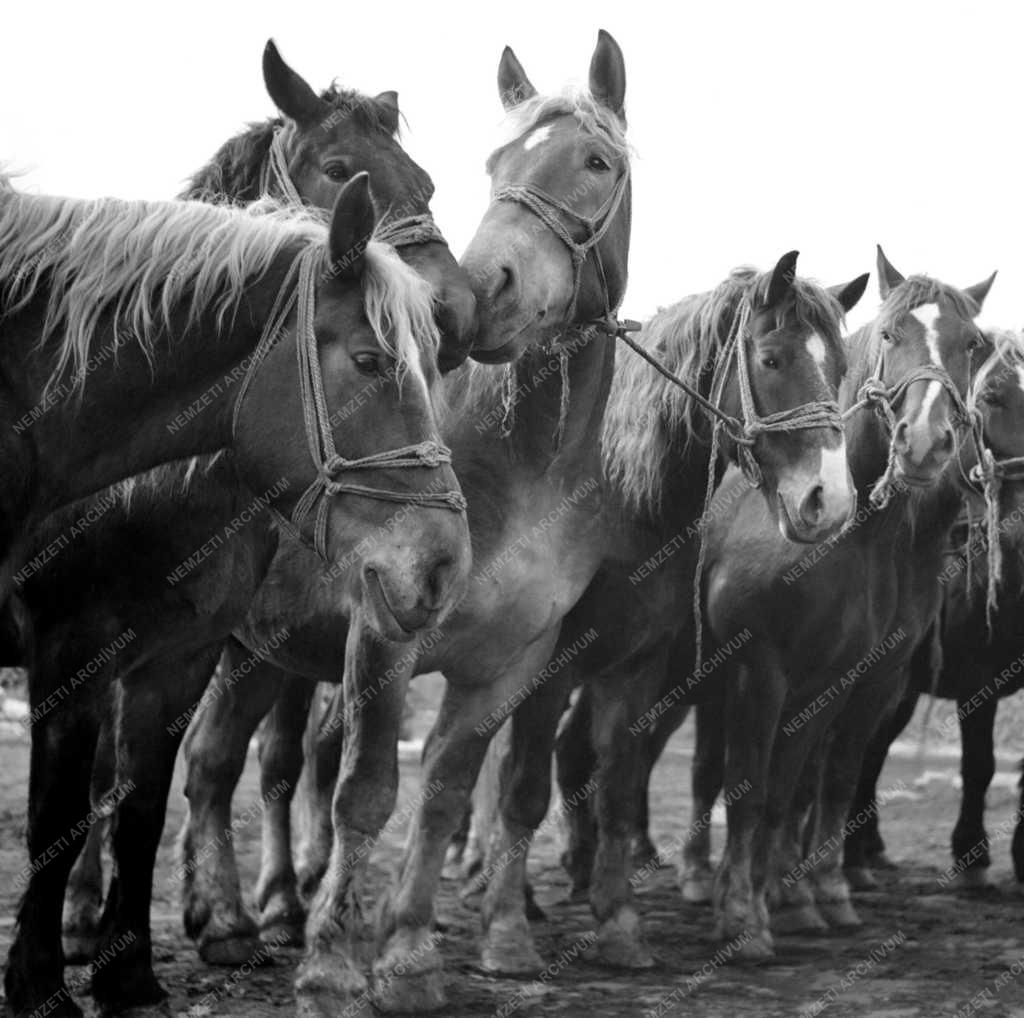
xmin=3 ymin=46 xmax=479 ymax=1018
xmin=693 ymin=249 xmax=995 ymax=959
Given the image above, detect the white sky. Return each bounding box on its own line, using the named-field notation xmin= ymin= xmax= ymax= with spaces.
xmin=3 ymin=0 xmax=1021 ymax=331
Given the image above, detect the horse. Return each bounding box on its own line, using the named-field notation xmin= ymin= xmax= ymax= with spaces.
xmin=672 ymin=248 xmax=998 ymax=960
xmin=51 ymin=37 xmax=482 ymax=967
xmin=842 ymin=334 xmax=1024 ymax=888
xmin=429 ymin=250 xmax=869 ymax=977
xmin=175 ymin=30 xmax=634 ymax=1017
xmin=3 ymin=53 xmax=479 ymax=1018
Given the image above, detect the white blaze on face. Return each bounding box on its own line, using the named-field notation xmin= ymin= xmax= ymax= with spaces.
xmin=819 ymin=439 xmax=851 ymax=504
xmin=806 ymin=333 xmax=828 ymax=383
xmin=911 ymin=303 xmax=943 ymax=367
xmin=523 ymin=125 xmax=553 ymax=151
xmin=1016 ymin=365 xmax=1024 ymax=396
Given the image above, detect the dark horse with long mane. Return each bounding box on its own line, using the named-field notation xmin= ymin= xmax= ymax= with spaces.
xmin=842 ymin=342 xmax=1024 ymax=888
xmin=2 ymin=42 xmax=481 ymax=1018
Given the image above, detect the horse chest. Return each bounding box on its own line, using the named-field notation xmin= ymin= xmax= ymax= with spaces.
xmin=438 ymin=506 xmax=602 ymax=656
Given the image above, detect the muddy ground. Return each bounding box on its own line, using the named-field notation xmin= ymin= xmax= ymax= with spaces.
xmin=1 ymin=688 xmax=1024 ymax=1018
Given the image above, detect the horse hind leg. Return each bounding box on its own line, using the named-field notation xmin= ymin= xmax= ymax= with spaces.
xmin=255 ymin=672 xmax=314 ymax=946
xmin=554 ymin=685 xmax=598 ymax=899
xmin=179 ymin=639 xmax=281 ymax=964
xmin=843 ymin=680 xmax=918 ymax=889
xmin=90 ymin=644 xmax=224 ymax=1014
xmin=296 ymin=682 xmax=344 ymax=902
xmin=479 ymin=673 xmax=571 ymax=975
xmin=950 ymin=689 xmax=998 ymax=889
xmin=680 ymin=695 xmax=723 ymax=905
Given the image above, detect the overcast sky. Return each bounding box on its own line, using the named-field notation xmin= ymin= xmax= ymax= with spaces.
xmin=3 ymin=0 xmax=1020 ymax=330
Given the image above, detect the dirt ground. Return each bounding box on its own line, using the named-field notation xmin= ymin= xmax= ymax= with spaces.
xmin=2 ymin=687 xmax=1024 ymax=1018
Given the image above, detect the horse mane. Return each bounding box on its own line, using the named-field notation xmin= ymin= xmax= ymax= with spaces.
xmin=485 ymin=87 xmax=631 ymax=174
xmin=0 ymin=179 xmax=436 ymax=399
xmin=0 ymin=180 xmax=326 ymax=394
xmin=601 ymin=267 xmax=848 ymax=512
xmin=183 ymin=85 xmax=396 ymax=204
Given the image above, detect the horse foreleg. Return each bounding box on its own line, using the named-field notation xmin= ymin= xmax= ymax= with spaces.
xmin=681 ymin=694 xmax=724 ymax=904
xmin=714 ymin=660 xmax=786 ymax=962
xmin=296 ymin=682 xmax=345 ymax=900
xmin=804 ymin=673 xmax=908 ymax=929
xmin=296 ymin=613 xmax=416 ymax=1018
xmin=5 ymin=653 xmax=105 ymax=1018
xmin=90 ymin=645 xmax=222 ymax=1013
xmin=374 ymin=636 xmax=562 ymax=1014
xmin=951 ymin=684 xmax=998 ymax=888
xmin=255 ymin=672 xmax=314 ymax=946
xmin=180 ymin=639 xmax=281 ymax=964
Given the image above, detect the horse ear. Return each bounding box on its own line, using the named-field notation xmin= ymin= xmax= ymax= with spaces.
xmin=763 ymin=250 xmax=799 ymax=309
xmin=964 ymin=271 xmax=998 ymax=313
xmin=498 ymin=46 xmax=537 ymax=110
xmin=328 ymin=173 xmax=377 ymax=280
xmin=828 ymin=273 xmax=870 ymax=314
xmin=374 ymin=91 xmax=400 ymax=134
xmin=875 ymin=245 xmax=905 ymax=300
xmin=589 ymin=29 xmax=626 ymax=119
xmin=263 ymin=39 xmax=324 ymax=124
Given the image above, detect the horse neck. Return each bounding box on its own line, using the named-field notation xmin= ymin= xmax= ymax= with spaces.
xmin=453 ymin=329 xmax=615 ymax=487
xmin=12 ymin=247 xmax=302 ymax=516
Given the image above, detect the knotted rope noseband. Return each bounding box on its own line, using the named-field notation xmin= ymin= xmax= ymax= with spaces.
xmin=951 ymin=348 xmax=1024 ymax=629
xmin=233 ymin=129 xmax=466 ymax=561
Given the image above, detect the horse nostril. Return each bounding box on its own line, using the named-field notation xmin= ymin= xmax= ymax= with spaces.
xmin=892 ymin=420 xmax=910 ymax=452
xmin=426 ymin=556 xmax=456 ymax=608
xmin=800 ymin=484 xmax=826 ymax=526
xmin=488 ymin=265 xmax=516 ymax=305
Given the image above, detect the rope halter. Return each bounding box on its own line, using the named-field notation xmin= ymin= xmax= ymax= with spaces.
xmin=952 ymin=349 xmax=1024 ymax=629
xmin=842 ymin=341 xmax=973 ymax=509
xmin=232 ymin=248 xmax=466 ymax=563
xmin=490 ymin=163 xmax=631 ymax=331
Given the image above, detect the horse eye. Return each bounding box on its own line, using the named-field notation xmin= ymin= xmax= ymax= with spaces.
xmin=880 ymin=328 xmax=894 ymax=343
xmin=352 ymin=352 xmax=382 ymax=376
xmin=324 ymin=164 xmax=349 ymax=182
xmin=761 ymin=356 xmax=779 ymax=370
xmin=586 ymin=155 xmax=611 ymax=172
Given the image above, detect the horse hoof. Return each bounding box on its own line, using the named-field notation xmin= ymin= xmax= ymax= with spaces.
xmin=61 ymin=929 xmax=100 ymax=964
xmin=198 ymin=933 xmax=264 ymax=966
xmin=952 ymin=867 xmax=992 ymax=891
xmin=733 ymin=932 xmax=775 ymax=964
xmin=596 ymin=912 xmax=655 ymax=970
xmin=480 ymin=916 xmax=544 ymax=976
xmin=372 ymin=968 xmax=447 ymax=1014
xmin=680 ymin=872 xmax=714 ymax=905
xmin=630 ymin=835 xmax=662 ymax=871
xmin=297 ymin=990 xmax=373 ymax=1018
xmin=818 ymin=900 xmax=862 ymax=928
xmin=843 ymin=866 xmax=879 ymax=892
xmin=772 ymin=903 xmax=828 ymax=934
xmin=866 ymin=851 xmax=898 ymax=871
xmin=96 ymin=1004 xmax=172 ymax=1018
xmin=259 ymin=919 xmax=304 ymax=948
